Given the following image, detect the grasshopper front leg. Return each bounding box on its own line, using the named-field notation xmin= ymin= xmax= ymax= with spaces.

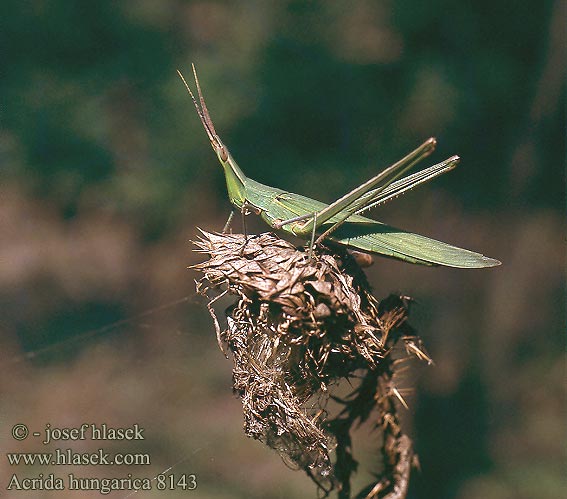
xmin=238 ymin=201 xmax=263 ymax=255
xmin=222 ymin=210 xmax=235 ymax=233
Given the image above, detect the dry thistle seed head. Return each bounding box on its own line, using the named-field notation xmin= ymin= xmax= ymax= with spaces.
xmin=192 ymin=230 xmax=430 ymax=497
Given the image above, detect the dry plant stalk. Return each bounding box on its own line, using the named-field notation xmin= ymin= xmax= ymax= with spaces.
xmin=192 ymin=230 xmax=432 ymax=499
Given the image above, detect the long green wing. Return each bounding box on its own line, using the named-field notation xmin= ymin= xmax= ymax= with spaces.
xmin=329 ymin=220 xmax=500 ymax=268
xmin=262 ymin=187 xmax=500 ymax=268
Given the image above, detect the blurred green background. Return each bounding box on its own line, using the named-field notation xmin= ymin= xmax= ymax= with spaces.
xmin=1 ymin=1 xmax=564 ymax=498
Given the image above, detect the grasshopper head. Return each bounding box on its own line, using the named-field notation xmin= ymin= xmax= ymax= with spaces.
xmin=177 ymin=65 xmax=228 ymax=162
xmin=212 ymin=136 xmax=229 ymax=163
xmin=178 ymin=65 xmax=248 ymax=208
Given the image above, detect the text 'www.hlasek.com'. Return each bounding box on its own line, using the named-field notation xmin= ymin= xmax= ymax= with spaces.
xmin=6 ymin=423 xmax=197 ymax=495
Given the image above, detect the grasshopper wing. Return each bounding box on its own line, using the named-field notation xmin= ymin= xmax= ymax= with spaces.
xmin=330 ymin=219 xmax=500 ymax=268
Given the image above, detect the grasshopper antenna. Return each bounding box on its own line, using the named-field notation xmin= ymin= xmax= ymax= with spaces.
xmin=176 ymin=66 xmax=217 ymax=145
xmin=191 ymin=63 xmax=218 ymax=137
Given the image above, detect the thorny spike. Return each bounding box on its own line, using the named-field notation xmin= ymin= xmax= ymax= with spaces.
xmin=395 ymin=387 xmax=416 ymax=396
xmin=391 ymin=386 xmax=409 ymax=410
xmin=404 ymin=340 xmax=433 ymax=364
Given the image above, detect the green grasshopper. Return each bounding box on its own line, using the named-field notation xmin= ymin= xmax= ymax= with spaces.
xmin=179 ymin=66 xmax=500 ymax=268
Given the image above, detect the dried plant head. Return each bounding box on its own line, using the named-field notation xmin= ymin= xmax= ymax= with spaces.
xmin=193 ymin=231 xmax=431 ymax=498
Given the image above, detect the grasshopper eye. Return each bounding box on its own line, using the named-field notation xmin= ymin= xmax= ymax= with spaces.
xmin=218 ymin=145 xmax=228 ymax=162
